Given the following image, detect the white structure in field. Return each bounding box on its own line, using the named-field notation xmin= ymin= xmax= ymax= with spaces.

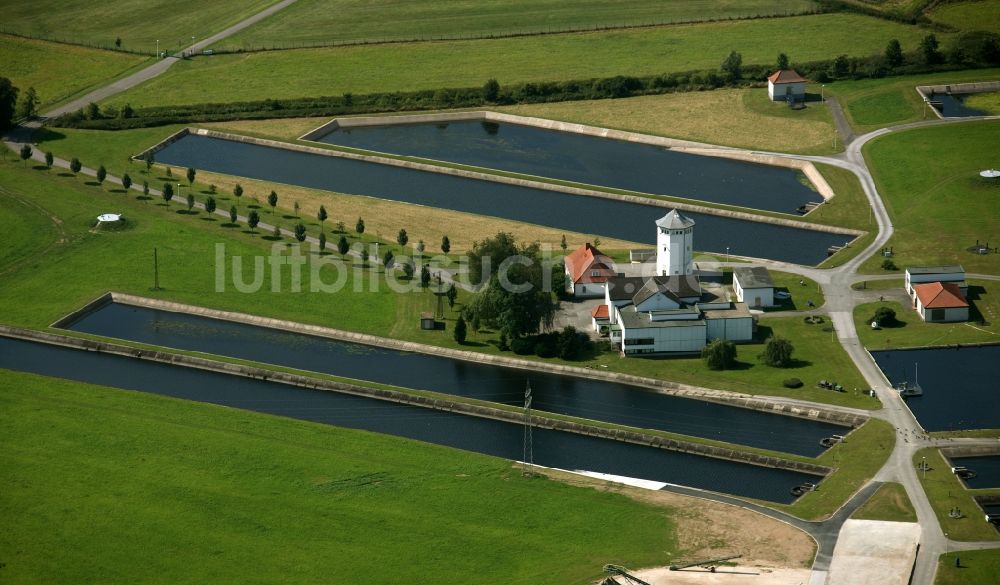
xmin=656 ymin=209 xmax=694 ymax=276
xmin=733 ymin=266 xmax=775 ymax=308
xmin=596 ymin=210 xmax=754 ymax=355
xmin=904 ymin=265 xmax=967 ymax=296
xmin=767 ymin=69 xmax=807 ymax=101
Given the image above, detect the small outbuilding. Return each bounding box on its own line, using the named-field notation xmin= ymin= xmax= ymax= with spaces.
xmin=767 ymin=69 xmax=806 ymax=102
xmin=420 ymin=312 xmax=436 ymax=330
xmin=733 ymin=266 xmax=775 ymax=308
xmin=912 ymin=282 xmax=969 ymax=323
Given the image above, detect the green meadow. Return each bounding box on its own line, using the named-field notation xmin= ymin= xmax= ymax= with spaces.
xmin=929 ymin=0 xmax=1000 ymax=34
xmin=0 ymin=0 xmax=280 ymax=51
xmin=826 ymin=68 xmax=1000 ymax=133
xmin=216 ymin=0 xmax=818 ymax=48
xmin=0 ymin=370 xmax=676 ymax=584
xmin=0 ymin=34 xmax=146 ymax=108
xmin=861 ymin=120 xmax=1000 ymax=274
xmin=106 ymin=13 xmax=945 ymax=109
xmin=851 ymin=482 xmax=918 ymax=522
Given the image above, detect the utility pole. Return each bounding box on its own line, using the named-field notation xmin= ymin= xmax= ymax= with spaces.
xmin=522 ymin=380 xmax=533 ymax=476
xmin=153 ymin=247 xmax=160 ymax=290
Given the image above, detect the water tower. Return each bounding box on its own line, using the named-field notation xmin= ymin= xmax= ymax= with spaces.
xmin=655 ymin=210 xmax=694 ymax=276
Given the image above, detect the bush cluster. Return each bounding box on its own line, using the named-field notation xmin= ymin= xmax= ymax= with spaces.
xmin=507 ymin=326 xmax=592 ymax=360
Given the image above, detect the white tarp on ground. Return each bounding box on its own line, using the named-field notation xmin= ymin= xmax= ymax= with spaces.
xmin=825 ymin=519 xmax=921 ymax=585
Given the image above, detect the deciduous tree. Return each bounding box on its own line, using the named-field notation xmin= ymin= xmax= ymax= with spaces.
xmin=760 ymin=337 xmax=794 ymax=368
xmin=294 ymin=222 xmax=307 ymax=242
xmin=19 ymin=144 xmax=31 ymax=167
xmin=70 ymin=157 xmax=82 ymax=174
xmin=205 ymin=196 xmax=216 ymax=214
xmin=441 ymin=234 xmax=450 ymax=254
xmin=885 ymin=39 xmax=904 ymax=68
xmin=248 ymin=210 xmax=260 ymax=232
xmin=96 ymin=164 xmax=107 ymax=185
xmin=453 ymin=315 xmax=467 ymax=344
xmin=702 ymin=339 xmax=737 ymax=370
xmin=397 ymin=228 xmax=408 ymax=247
xmin=0 ymin=77 xmax=18 ymax=131
xmin=122 ymin=173 xmax=132 ymax=192
xmin=229 ymin=205 xmax=238 ymax=224
xmin=267 ymin=190 xmax=278 ymax=213
xmin=162 ymin=182 xmax=174 ymax=203
xmin=44 ymin=151 xmax=54 ymax=168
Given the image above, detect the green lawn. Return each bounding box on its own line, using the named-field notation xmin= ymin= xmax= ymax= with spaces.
xmin=965 ymin=91 xmax=1000 ymax=115
xmin=0 ymin=34 xmax=147 ymax=108
xmin=773 ymin=419 xmax=896 ymax=520
xmin=854 ymin=288 xmax=1000 ymax=349
xmin=930 ymin=0 xmax=1000 ymax=34
xmin=0 ymin=369 xmax=677 ymax=584
xmin=826 ymin=69 xmax=1000 ymax=133
xmin=0 ymin=0 xmax=280 ymax=52
xmin=106 ymin=13 xmax=945 ymax=109
xmin=936 ymin=550 xmax=1000 ymax=585
xmin=914 ymin=448 xmax=1000 ymax=542
xmin=851 ymin=482 xmax=918 ymax=522
xmin=218 ymin=0 xmax=819 ymax=49
xmin=860 ymin=120 xmax=1000 ymax=274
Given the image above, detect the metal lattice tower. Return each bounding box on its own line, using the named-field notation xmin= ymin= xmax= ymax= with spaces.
xmin=522 ymin=380 xmax=533 ymax=476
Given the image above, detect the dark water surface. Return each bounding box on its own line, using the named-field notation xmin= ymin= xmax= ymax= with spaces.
xmin=316 ymin=120 xmax=821 ymax=214
xmin=950 ymin=456 xmax=1000 ymax=489
xmin=0 ymin=336 xmax=816 ymax=503
xmin=63 ymin=302 xmax=841 ymax=456
xmin=155 ymin=135 xmax=849 ymax=265
xmin=870 ymin=345 xmax=1000 ymax=431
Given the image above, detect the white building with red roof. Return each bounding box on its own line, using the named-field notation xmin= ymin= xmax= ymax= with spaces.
xmin=912 ymin=282 xmax=969 ymax=323
xmin=767 ymin=69 xmax=806 ymax=101
xmin=564 ymin=242 xmax=617 ymax=299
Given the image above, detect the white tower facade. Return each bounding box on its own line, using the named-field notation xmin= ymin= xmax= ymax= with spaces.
xmin=655 ymin=210 xmax=695 ymax=276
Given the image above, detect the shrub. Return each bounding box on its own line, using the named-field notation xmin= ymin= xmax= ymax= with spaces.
xmin=872 ymin=306 xmax=897 ymax=326
xmin=702 ymin=339 xmax=737 ymax=370
xmin=783 ymin=378 xmax=804 ymax=389
xmin=881 ymin=258 xmax=898 ymax=271
xmin=760 ymin=336 xmax=794 ymax=368
xmin=510 ymin=337 xmax=534 ymax=355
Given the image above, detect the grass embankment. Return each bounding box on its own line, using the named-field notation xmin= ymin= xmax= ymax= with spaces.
xmin=105 ymin=14 xmax=945 ymax=109
xmin=851 ymin=482 xmax=918 ymax=522
xmin=914 ymin=448 xmax=1000 ymax=542
xmin=773 ymin=419 xmax=895 ymax=520
xmin=965 ymin=91 xmax=1000 ymax=115
xmin=861 ymin=120 xmax=1000 ymax=274
xmin=0 ymin=370 xmax=678 ymax=584
xmin=0 ymin=34 xmax=147 ymax=108
xmin=853 ymin=285 xmax=1000 ymax=349
xmin=0 ymin=0 xmax=280 ymax=51
xmin=929 ymin=0 xmax=1000 ymax=34
xmin=501 ymin=86 xmax=838 ymax=155
xmin=826 ymin=69 xmax=1000 ymax=133
xmin=217 ymin=0 xmax=819 ymax=49
xmin=936 ymin=550 xmax=1000 ymax=585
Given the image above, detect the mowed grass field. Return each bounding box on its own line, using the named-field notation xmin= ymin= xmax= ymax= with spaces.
xmin=860 ymin=120 xmax=1000 ymax=274
xmin=936 ymin=550 xmax=1000 ymax=585
xmin=0 ymin=370 xmax=677 ymax=584
xmin=850 ymin=482 xmax=918 ymax=522
xmin=965 ymin=91 xmax=1000 ymax=115
xmin=216 ymin=0 xmax=818 ymax=48
xmin=0 ymin=0 xmax=280 ymax=51
xmin=930 ymin=0 xmax=1000 ymax=34
xmin=501 ymin=87 xmax=838 ymax=155
xmin=0 ymin=34 xmax=146 ymax=108
xmin=826 ymin=68 xmax=1000 ymax=133
xmin=854 ymin=285 xmax=1000 ymax=349
xmin=106 ymin=13 xmax=945 ymax=109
